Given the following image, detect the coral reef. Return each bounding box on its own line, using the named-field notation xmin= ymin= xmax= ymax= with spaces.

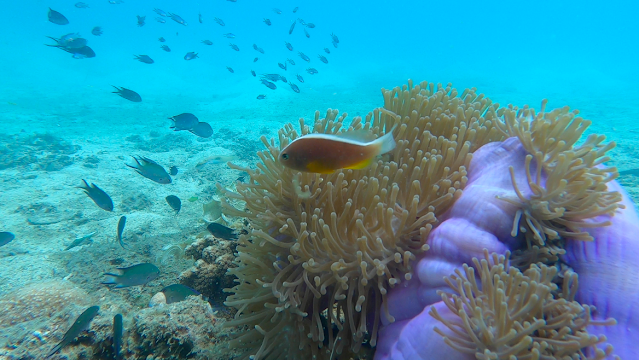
xmin=0 ymin=133 xmax=80 ymax=171
xmin=179 ymin=234 xmax=236 ymax=305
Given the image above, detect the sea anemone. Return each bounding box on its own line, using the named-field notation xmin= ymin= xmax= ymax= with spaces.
xmin=218 ymin=81 xmax=505 ymax=359
xmin=429 ymin=250 xmax=618 ymax=359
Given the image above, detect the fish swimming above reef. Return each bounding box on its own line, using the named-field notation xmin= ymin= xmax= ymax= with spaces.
xmin=226 ymin=66 xmax=234 ymax=73
xmin=0 ymin=232 xmax=15 ymax=247
xmin=207 ymin=223 xmax=238 ymax=240
xmin=318 ymin=55 xmax=328 ymax=64
xmin=48 ymin=8 xmax=69 ymax=25
xmin=195 ymin=154 xmax=238 ymax=169
xmin=78 ymin=179 xmax=114 ymax=211
xmin=65 ymin=231 xmax=95 ymax=250
xmin=162 ymin=284 xmax=201 ymax=304
xmin=62 ymin=45 xmax=96 ymax=59
xmin=160 ymin=45 xmax=171 ymax=52
xmin=75 ymin=2 xmax=89 ymax=8
xmin=279 ymin=129 xmax=396 ymax=173
xmin=201 ymin=40 xmax=213 ymax=45
xmin=112 ymin=86 xmax=141 ymax=102
xmin=102 ymin=263 xmax=160 ymax=288
xmin=289 ymin=21 xmax=296 ymax=35
xmin=46 ymin=306 xmax=99 ymax=358
xmin=214 ymin=17 xmax=225 ymax=26
xmin=189 ymin=122 xmax=214 ymax=138
xmin=306 ymin=67 xmax=318 ymax=75
xmin=116 ymin=215 xmax=127 ymax=249
xmin=46 ymin=33 xmax=87 ymax=49
xmin=298 ymin=51 xmax=310 ymax=62
xmin=184 ymin=51 xmax=198 ymax=60
xmin=224 ymin=33 xmax=236 ymax=39
xmin=126 ymin=156 xmax=172 ymax=184
xmin=165 ymin=195 xmax=181 ymax=214
xmin=331 ymin=33 xmax=339 ymax=43
xmin=289 ymin=83 xmax=300 ymax=93
xmin=229 ymin=43 xmax=239 ymax=51
xmin=296 ymin=74 xmax=304 ymax=83
xmin=155 ymin=17 xmax=166 ymax=23
xmin=169 ymin=166 xmax=178 ymax=175
xmin=154 ymin=8 xmax=168 ymax=17
xmin=261 ymin=79 xmax=277 ymax=90
xmin=136 ymin=15 xmax=145 ymax=27
xmin=168 ymin=13 xmax=187 ymax=25
xmin=158 ymin=37 xmax=166 ymax=42
xmin=91 ymin=27 xmax=103 ymax=36
xmin=169 ymin=112 xmax=199 ymax=130
xmin=285 ymin=41 xmax=293 ymax=51
xmin=134 ymin=54 xmax=154 ymax=64
xmin=113 ymin=314 xmax=123 ymax=360
xmin=257 ymin=94 xmax=266 ymax=99
xmin=263 ymin=18 xmax=271 ymax=26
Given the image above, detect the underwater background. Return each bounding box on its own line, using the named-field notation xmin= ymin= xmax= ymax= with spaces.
xmin=0 ymin=0 xmax=638 ymax=359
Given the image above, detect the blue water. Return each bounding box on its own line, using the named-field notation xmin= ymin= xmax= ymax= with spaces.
xmin=0 ymin=0 xmax=638 ymax=359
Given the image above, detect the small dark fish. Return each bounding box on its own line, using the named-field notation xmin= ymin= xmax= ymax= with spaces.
xmin=318 ymin=55 xmax=328 ymax=64
xmin=324 ymin=47 xmax=330 ymax=54
xmin=48 ymin=8 xmax=69 ymax=25
xmin=75 ymin=2 xmax=89 ymax=8
xmin=161 ymin=284 xmax=201 ymax=304
xmin=306 ymin=67 xmax=318 ymax=74
xmin=92 ymin=27 xmax=103 ymax=36
xmin=278 ymin=62 xmax=287 ymax=71
xmin=112 ymin=86 xmax=141 ymax=102
xmin=261 ymin=79 xmax=277 ymax=90
xmin=227 ymin=66 xmax=235 ymax=73
xmin=224 ymin=33 xmax=236 ymax=38
xmin=298 ymin=18 xmax=306 ymax=25
xmin=126 ymin=156 xmax=172 ymax=184
xmin=46 ymin=306 xmax=100 ymax=358
xmin=199 ymin=13 xmax=203 ymax=23
xmin=136 ymin=15 xmax=146 ymax=27
xmin=78 ymin=179 xmax=114 ymax=211
xmin=116 ymin=216 xmax=127 ymax=249
xmin=155 ymin=17 xmax=166 ymax=23
xmin=0 ymin=232 xmax=15 ymax=247
xmin=263 ymin=18 xmax=271 ymax=26
xmin=184 ymin=52 xmax=198 ymax=60
xmin=154 ymin=8 xmax=168 ymax=17
xmin=113 ymin=314 xmax=123 ymax=360
xmin=201 ymin=40 xmax=213 ymax=45
xmin=229 ymin=43 xmax=239 ymax=51
xmin=169 ymin=13 xmax=187 ymax=25
xmin=165 ymin=195 xmax=181 ymax=214
xmin=207 ymin=223 xmax=238 ymax=240
xmin=102 ymin=263 xmax=160 ymax=288
xmin=261 ymin=74 xmax=281 ymax=81
xmin=253 ymin=45 xmax=264 ymax=54
xmin=214 ymin=17 xmax=225 ymax=26
xmin=189 ymin=122 xmax=214 ymax=138
xmin=273 ymin=8 xmax=282 ymax=14
xmin=158 ymin=37 xmax=166 ymax=42
xmin=293 ymin=7 xmax=299 ymax=13
xmin=280 ymin=76 xmax=288 ymax=83
xmin=296 ymin=74 xmax=304 ymax=83
xmin=169 ymin=166 xmax=178 ymax=175
xmin=304 ymin=29 xmax=310 ymax=38
xmin=45 ymin=34 xmax=86 ymax=49
xmin=251 ymin=70 xmax=256 ymax=77
xmin=285 ymin=42 xmax=293 ymax=51
xmin=169 ymin=113 xmax=199 ymax=130
xmin=289 ymin=83 xmax=300 ymax=93
xmin=160 ymin=45 xmax=171 ymax=52
xmin=257 ymin=95 xmax=266 ymax=100
xmin=306 ymin=23 xmax=315 ymax=28
xmin=63 ymin=45 xmax=96 ymax=59
xmin=331 ymin=33 xmax=339 ymax=43
xmin=134 ymin=55 xmax=154 ymax=64
xmin=298 ymin=52 xmax=310 ymax=62
xmin=253 ymin=57 xmax=259 ymax=62
xmin=287 ymin=58 xmax=295 ymax=65
xmin=289 ymin=21 xmax=296 ymax=35
xmin=332 ymin=40 xmax=338 ymax=48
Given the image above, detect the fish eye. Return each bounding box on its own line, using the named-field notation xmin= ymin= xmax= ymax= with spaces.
xmin=281 ymin=153 xmax=289 ymax=160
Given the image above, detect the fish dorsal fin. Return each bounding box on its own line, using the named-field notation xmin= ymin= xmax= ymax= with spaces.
xmin=334 ymin=129 xmax=376 ymax=144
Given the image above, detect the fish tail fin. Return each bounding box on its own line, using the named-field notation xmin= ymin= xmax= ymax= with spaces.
xmin=373 ymin=128 xmax=396 ymax=155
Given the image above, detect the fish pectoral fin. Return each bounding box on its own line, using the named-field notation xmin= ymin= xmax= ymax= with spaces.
xmin=345 ymin=157 xmax=374 ymax=170
xmin=305 ymin=161 xmax=335 ymax=174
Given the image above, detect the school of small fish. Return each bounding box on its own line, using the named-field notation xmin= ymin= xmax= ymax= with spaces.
xmin=44 ymin=4 xmax=340 ymax=98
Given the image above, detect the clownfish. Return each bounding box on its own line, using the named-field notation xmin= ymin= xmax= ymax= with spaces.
xmin=278 ymin=129 xmax=396 ymax=173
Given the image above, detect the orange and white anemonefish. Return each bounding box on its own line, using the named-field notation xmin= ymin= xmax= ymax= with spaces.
xmin=278 ymin=129 xmax=396 ymax=173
